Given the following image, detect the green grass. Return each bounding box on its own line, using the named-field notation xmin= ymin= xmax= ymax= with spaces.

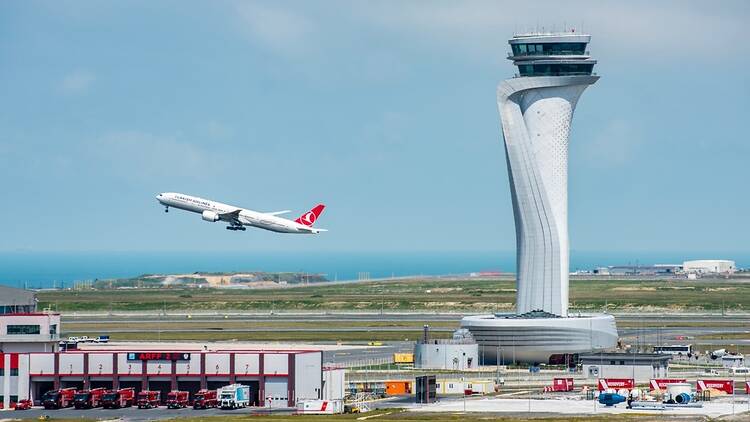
xmin=38 ymin=278 xmax=750 ymax=313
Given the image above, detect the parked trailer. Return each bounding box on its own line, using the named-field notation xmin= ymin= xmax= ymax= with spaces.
xmin=74 ymin=387 xmax=107 ymax=409
xmin=42 ymin=387 xmax=76 ymax=409
xmin=697 ymin=379 xmax=734 ymax=394
xmin=102 ymin=388 xmax=135 ymax=409
xmin=219 ymin=384 xmax=250 ymax=410
xmin=649 ymin=379 xmax=687 ymax=391
xmin=297 ymin=399 xmax=344 ymax=414
xmin=193 ymin=389 xmax=218 ymax=409
xmin=137 ymin=390 xmax=161 ymax=409
xmin=166 ymin=390 xmax=189 ymax=409
xmin=597 ymin=378 xmax=635 ymax=392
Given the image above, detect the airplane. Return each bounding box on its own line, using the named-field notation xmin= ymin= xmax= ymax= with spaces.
xmin=156 ymin=192 xmax=327 ymax=234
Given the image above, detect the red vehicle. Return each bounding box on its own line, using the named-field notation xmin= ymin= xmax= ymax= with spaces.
xmin=74 ymin=387 xmax=107 ymax=409
xmin=193 ymin=389 xmax=218 ymax=409
xmin=166 ymin=390 xmax=189 ymax=409
xmin=102 ymin=388 xmax=135 ymax=409
xmin=137 ymin=390 xmax=161 ymax=409
xmin=42 ymin=387 xmax=77 ymax=409
xmin=15 ymin=399 xmax=33 ymax=410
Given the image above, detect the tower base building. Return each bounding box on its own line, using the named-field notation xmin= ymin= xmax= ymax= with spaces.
xmin=461 ymin=312 xmax=617 ymax=364
xmin=462 ymin=32 xmax=618 ymax=363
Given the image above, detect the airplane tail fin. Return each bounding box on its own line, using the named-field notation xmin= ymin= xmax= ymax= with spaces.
xmin=295 ymin=204 xmax=325 ymax=226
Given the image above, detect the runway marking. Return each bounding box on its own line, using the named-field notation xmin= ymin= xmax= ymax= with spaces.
xmin=357 ymin=411 xmax=393 ymax=420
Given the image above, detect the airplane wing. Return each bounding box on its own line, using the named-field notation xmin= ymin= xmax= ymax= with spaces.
xmin=218 ymin=209 xmax=242 ymax=223
xmin=264 ymin=210 xmax=291 ymax=216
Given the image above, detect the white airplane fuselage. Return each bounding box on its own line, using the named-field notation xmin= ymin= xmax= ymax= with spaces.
xmin=156 ymin=192 xmax=325 ymax=234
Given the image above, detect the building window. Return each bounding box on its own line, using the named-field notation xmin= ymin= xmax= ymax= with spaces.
xmin=0 ymin=368 xmax=4 ymax=376
xmin=50 ymin=324 xmax=57 ymax=335
xmin=7 ymin=324 xmax=41 ymax=335
xmin=10 ymin=368 xmax=18 ymax=376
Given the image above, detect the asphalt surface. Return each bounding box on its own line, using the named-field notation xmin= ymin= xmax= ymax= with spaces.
xmin=12 ymin=405 xmax=293 ymax=421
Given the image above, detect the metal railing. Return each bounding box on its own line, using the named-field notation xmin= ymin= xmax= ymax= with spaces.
xmin=509 ymin=50 xmax=590 ymax=58
xmin=514 ymin=72 xmax=597 ymax=78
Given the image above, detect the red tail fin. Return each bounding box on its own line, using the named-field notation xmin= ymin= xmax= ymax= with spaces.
xmin=295 ymin=204 xmax=325 ymax=226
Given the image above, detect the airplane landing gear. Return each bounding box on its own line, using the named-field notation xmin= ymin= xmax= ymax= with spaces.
xmin=164 ymin=206 xmax=169 ymax=213
xmin=226 ymin=226 xmax=246 ymax=231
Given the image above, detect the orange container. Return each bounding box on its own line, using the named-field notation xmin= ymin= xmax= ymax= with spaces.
xmin=386 ymin=381 xmax=412 ymax=395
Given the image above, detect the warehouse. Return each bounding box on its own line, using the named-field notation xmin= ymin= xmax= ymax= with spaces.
xmin=580 ymin=352 xmax=671 ymax=383
xmin=1 ymin=348 xmax=324 ymax=409
xmin=683 ymin=260 xmax=736 ymax=275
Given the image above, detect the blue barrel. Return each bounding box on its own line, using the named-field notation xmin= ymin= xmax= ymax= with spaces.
xmin=674 ymin=393 xmax=691 ymax=404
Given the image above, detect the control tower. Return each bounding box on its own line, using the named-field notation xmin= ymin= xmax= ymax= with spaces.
xmin=461 ymin=32 xmax=618 ymax=364
xmin=501 ymin=32 xmax=597 ymax=316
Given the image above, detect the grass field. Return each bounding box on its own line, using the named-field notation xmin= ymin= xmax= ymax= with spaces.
xmin=38 ymin=277 xmax=750 ymax=313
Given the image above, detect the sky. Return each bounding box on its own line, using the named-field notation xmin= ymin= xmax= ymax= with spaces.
xmin=1 ymin=0 xmax=749 ymax=255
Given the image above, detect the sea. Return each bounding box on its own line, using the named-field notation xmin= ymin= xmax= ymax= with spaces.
xmin=0 ymin=251 xmax=746 ymax=289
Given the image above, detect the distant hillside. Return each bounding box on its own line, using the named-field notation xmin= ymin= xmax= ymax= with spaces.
xmin=90 ymin=272 xmax=328 ymax=289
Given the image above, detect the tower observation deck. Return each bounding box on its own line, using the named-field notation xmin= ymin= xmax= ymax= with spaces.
xmin=508 ymin=32 xmax=596 ymax=77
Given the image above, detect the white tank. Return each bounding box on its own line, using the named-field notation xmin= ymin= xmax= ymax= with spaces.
xmin=629 ymin=388 xmax=641 ymax=399
xmin=617 ymin=388 xmax=629 ymax=397
xmin=666 ymin=383 xmax=692 ymax=398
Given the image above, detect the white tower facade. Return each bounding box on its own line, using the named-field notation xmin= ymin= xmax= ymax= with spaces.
xmin=461 ymin=33 xmax=618 ymax=363
xmin=499 ymin=33 xmax=597 ymax=317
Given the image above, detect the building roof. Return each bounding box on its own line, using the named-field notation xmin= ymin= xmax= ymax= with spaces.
xmin=0 ymin=285 xmax=36 ymax=307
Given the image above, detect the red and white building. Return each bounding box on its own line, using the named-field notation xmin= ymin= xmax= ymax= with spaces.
xmin=2 ymin=349 xmax=324 ymax=409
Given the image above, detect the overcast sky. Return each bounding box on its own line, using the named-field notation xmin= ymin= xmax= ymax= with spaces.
xmin=1 ymin=0 xmax=748 ymax=254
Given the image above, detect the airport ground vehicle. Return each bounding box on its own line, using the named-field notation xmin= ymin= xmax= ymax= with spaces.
xmin=654 ymin=345 xmax=693 ymax=356
xmin=102 ymin=388 xmax=135 ymax=409
xmin=219 ymin=384 xmax=250 ymax=409
xmin=137 ymin=390 xmax=161 ymax=409
xmin=42 ymin=387 xmax=76 ymax=409
xmin=74 ymin=387 xmax=107 ymax=409
xmin=193 ymin=389 xmax=218 ymax=409
xmin=15 ymin=399 xmax=32 ymax=410
xmin=166 ymin=390 xmax=189 ymax=408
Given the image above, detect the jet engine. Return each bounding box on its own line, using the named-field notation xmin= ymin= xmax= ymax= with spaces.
xmin=202 ymin=210 xmax=219 ymax=222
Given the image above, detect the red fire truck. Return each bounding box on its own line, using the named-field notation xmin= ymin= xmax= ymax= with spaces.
xmin=193 ymin=389 xmax=218 ymax=409
xmin=42 ymin=387 xmax=77 ymax=409
xmin=74 ymin=387 xmax=107 ymax=409
xmin=166 ymin=390 xmax=189 ymax=408
xmin=102 ymin=388 xmax=135 ymax=409
xmin=137 ymin=390 xmax=161 ymax=409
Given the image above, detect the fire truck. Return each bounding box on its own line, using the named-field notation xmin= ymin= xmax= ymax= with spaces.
xmin=74 ymin=387 xmax=107 ymax=409
xmin=42 ymin=387 xmax=77 ymax=409
xmin=193 ymin=389 xmax=218 ymax=409
xmin=102 ymin=388 xmax=135 ymax=409
xmin=166 ymin=390 xmax=189 ymax=408
xmin=137 ymin=390 xmax=161 ymax=409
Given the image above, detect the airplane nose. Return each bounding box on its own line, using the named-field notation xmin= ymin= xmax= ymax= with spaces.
xmin=156 ymin=193 xmax=163 ymax=201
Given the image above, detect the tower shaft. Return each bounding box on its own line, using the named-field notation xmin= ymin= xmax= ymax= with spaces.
xmin=498 ymin=76 xmax=597 ymax=316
